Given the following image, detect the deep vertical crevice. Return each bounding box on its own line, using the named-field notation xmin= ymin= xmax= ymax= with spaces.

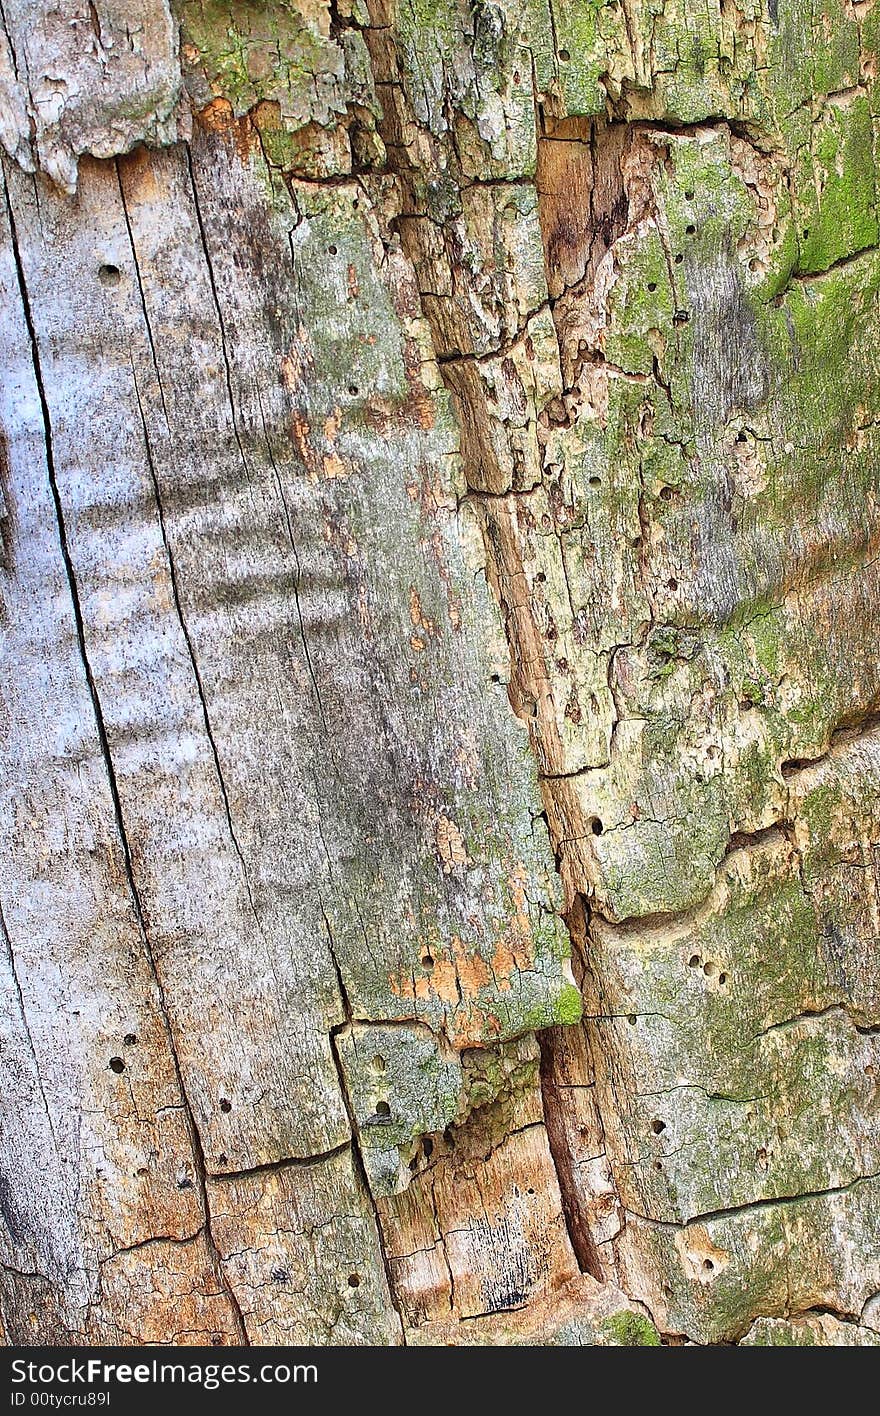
xmin=358 ymin=14 xmax=628 ymax=1291
xmin=538 ymin=1028 xmax=604 ymax=1279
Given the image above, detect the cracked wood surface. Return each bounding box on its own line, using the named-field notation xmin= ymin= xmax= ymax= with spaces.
xmin=2 ymin=0 xmax=880 ymax=1348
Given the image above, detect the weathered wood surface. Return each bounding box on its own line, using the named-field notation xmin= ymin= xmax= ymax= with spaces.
xmin=0 ymin=0 xmax=184 ymax=192
xmin=2 ymin=0 xmax=880 ymax=1346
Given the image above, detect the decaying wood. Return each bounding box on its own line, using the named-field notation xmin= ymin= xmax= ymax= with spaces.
xmin=2 ymin=0 xmax=880 ymax=1346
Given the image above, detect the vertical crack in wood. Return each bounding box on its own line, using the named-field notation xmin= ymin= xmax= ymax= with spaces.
xmin=321 ymin=906 xmax=407 ymax=1343
xmin=354 ymin=21 xmax=635 ymax=1290
xmin=0 ymin=897 xmax=59 ymax=1156
xmin=127 ymin=355 xmax=265 ymax=945
xmin=183 ymin=146 xmax=253 ymax=488
xmin=537 ymin=1028 xmax=604 ymax=1281
xmin=2 ymin=169 xmax=249 ymax=1346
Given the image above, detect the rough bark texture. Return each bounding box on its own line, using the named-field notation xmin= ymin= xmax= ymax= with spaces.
xmin=1 ymin=0 xmax=880 ymax=1347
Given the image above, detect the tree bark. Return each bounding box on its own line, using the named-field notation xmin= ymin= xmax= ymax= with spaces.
xmin=1 ymin=0 xmax=880 ymax=1347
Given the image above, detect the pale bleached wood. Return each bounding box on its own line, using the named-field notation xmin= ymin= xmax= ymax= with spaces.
xmin=0 ymin=170 xmax=235 ymax=1344
xmin=4 ymin=156 xmax=350 ymax=1173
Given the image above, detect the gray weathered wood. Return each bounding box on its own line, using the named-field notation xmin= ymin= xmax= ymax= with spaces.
xmin=3 ymin=0 xmax=880 ymax=1349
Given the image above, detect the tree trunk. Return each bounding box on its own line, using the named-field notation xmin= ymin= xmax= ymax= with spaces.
xmin=1 ymin=0 xmax=880 ymax=1348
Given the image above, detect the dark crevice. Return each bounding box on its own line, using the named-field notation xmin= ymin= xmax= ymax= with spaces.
xmin=98 ymin=1228 xmax=206 ymax=1264
xmin=209 ymin=1140 xmax=353 ymax=1183
xmin=434 ymin=298 xmax=550 ymax=367
xmin=723 ymin=823 xmax=787 ymax=858
xmin=781 ymin=708 xmax=880 ymax=779
xmin=538 ymin=1030 xmax=604 ymax=1280
xmin=0 ymin=0 xmax=32 ymax=104
xmin=458 ymin=1300 xmax=530 ymax=1322
xmin=791 ymin=241 xmax=880 ymax=283
xmin=596 ymin=825 xmax=788 ymax=936
xmin=752 ymin=1001 xmax=856 ymax=1041
xmin=627 ymin=1165 xmax=880 ymax=1231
